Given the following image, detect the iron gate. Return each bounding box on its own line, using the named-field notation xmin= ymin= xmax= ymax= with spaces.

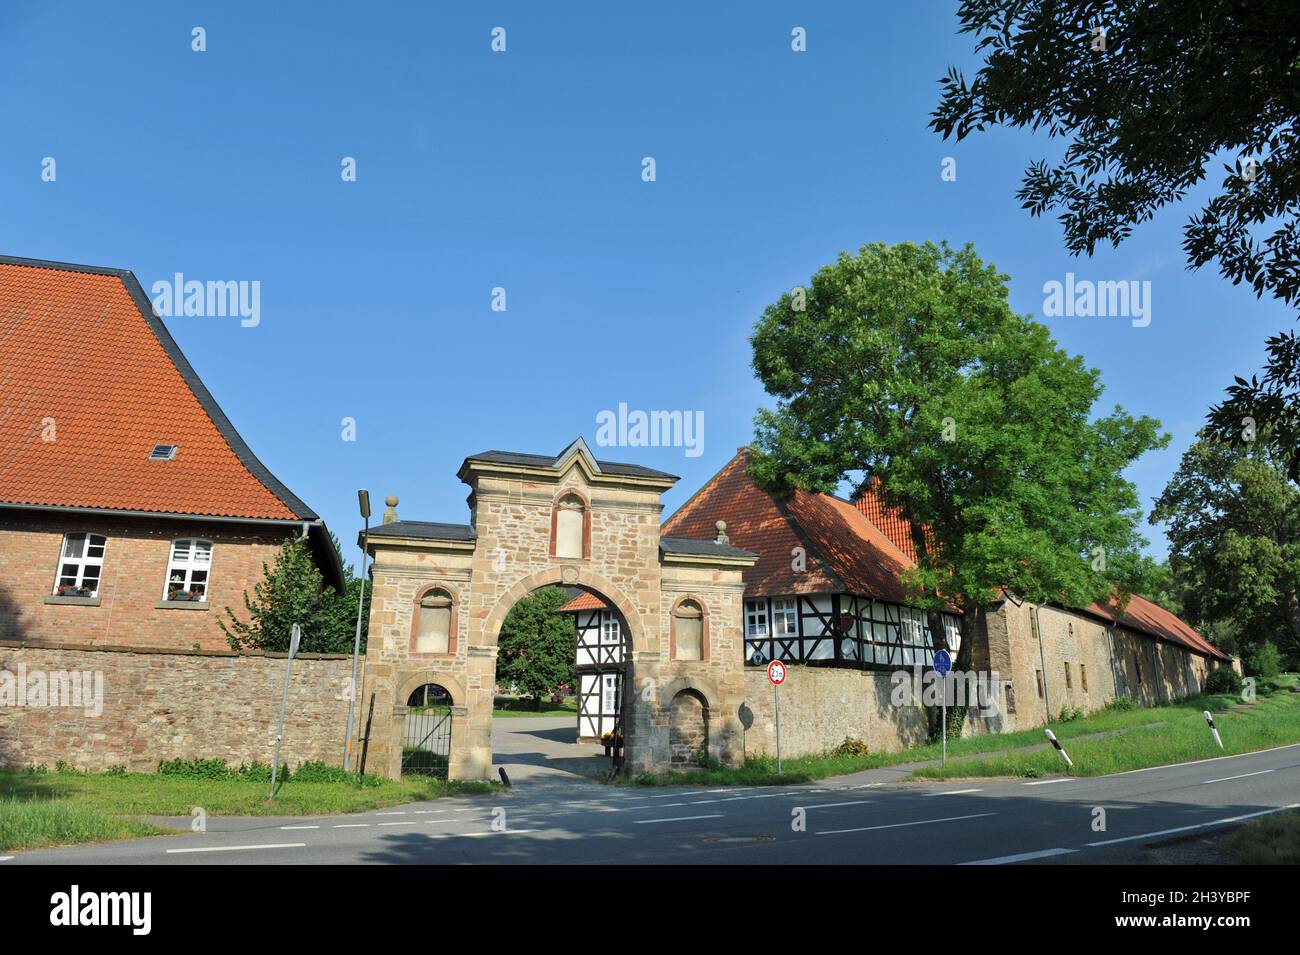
xmin=402 ymin=683 xmax=453 ymax=777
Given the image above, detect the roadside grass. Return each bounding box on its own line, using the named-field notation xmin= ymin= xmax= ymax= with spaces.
xmin=1223 ymin=808 xmax=1300 ymax=864
xmin=493 ymin=695 xmax=578 ymax=718
xmin=912 ymin=685 xmax=1300 ymax=780
xmin=0 ymin=766 xmax=497 ymax=850
xmin=0 ymin=795 xmax=170 ymax=853
xmin=620 ymin=689 xmax=1250 ymax=787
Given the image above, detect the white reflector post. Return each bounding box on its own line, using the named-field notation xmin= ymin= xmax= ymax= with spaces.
xmin=1204 ymin=710 xmax=1224 ymax=750
xmin=1045 ymin=728 xmax=1073 ymax=767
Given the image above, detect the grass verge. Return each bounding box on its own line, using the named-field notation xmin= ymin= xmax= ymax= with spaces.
xmin=493 ymin=696 xmax=578 ymax=718
xmin=620 ymin=689 xmax=1254 ymax=787
xmin=1223 ymin=807 xmax=1300 ymax=864
xmin=0 ymin=767 xmax=497 ymax=851
xmin=912 ymin=685 xmax=1300 ymax=779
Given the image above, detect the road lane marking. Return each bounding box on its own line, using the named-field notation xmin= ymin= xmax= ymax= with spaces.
xmin=334 ymin=824 xmax=369 ymax=828
xmin=1085 ymin=803 xmax=1300 ymax=847
xmin=0 ymin=856 xmax=12 ymax=862
xmin=1202 ymin=769 xmax=1274 ymax=784
xmin=166 ymin=842 xmax=305 ymax=854
xmin=1103 ymin=742 xmax=1300 ymax=778
xmin=634 ymin=814 xmax=725 ymax=825
xmin=376 ymin=811 xmax=407 ymax=816
xmin=801 ymin=800 xmax=873 ymax=810
xmin=817 ymin=811 xmax=995 ymax=836
xmin=959 ymin=847 xmax=1077 ymax=865
xmin=378 ymin=821 xmax=417 ymax=826
xmin=280 ymin=825 xmax=320 ymax=830
xmin=412 ymin=810 xmax=445 ymax=814
xmin=928 ymin=788 xmax=982 ymax=795
xmin=1023 ymin=779 xmax=1069 ymax=786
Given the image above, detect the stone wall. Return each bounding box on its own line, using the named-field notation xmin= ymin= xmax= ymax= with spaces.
xmin=0 ymin=640 xmax=353 ymax=772
xmin=0 ymin=511 xmax=293 ymax=652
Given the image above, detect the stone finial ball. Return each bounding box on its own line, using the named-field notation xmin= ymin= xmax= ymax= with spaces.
xmin=386 ymin=495 xmax=399 ymax=507
xmin=716 ymin=520 xmax=727 ymax=532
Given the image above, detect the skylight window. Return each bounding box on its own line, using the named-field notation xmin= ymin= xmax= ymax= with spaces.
xmin=149 ymin=444 xmax=178 ymax=461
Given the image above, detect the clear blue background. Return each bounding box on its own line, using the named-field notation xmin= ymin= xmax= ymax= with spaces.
xmin=2 ymin=1 xmax=1289 ymax=565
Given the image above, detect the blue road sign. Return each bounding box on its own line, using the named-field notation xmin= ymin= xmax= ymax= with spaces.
xmin=934 ymin=649 xmax=952 ymax=677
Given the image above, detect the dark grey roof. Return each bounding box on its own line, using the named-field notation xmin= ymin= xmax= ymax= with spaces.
xmin=465 ymin=449 xmax=679 ymax=480
xmin=367 ymin=520 xmax=477 ymax=541
xmin=659 ymin=536 xmax=757 ymax=559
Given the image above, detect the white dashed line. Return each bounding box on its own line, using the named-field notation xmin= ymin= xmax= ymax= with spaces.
xmin=1023 ymin=778 xmax=1070 ymax=786
xmin=928 ymin=788 xmax=983 ymax=796
xmin=280 ymin=825 xmax=320 ymax=830
xmin=1202 ymin=769 xmax=1274 ymax=785
xmin=801 ymin=800 xmax=873 ymax=810
xmin=634 ymin=813 xmax=725 ymax=825
xmin=334 ymin=824 xmax=369 ymax=829
xmin=378 ymin=821 xmax=417 ymax=827
xmin=376 ymin=811 xmax=407 ymax=816
xmin=166 ymin=842 xmax=305 ymax=854
xmin=0 ymin=856 xmax=13 ymax=862
xmin=817 ymin=811 xmax=995 ymax=836
xmin=959 ymin=847 xmax=1077 ymax=865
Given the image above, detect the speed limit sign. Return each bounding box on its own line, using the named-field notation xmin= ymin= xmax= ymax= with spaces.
xmin=767 ymin=659 xmax=787 ymax=686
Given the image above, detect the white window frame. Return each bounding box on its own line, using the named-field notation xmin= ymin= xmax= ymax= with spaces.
xmin=744 ymin=600 xmax=769 ymax=638
xmin=164 ymin=538 xmax=213 ymax=602
xmin=54 ymin=532 xmax=107 ymax=597
xmin=771 ymin=598 xmax=798 ymax=638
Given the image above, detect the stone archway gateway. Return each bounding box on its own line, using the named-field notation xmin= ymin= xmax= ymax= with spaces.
xmin=357 ymin=439 xmax=758 ymax=780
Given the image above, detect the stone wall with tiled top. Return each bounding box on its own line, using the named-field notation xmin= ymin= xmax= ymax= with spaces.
xmin=0 ymin=640 xmax=352 ymax=772
xmin=0 ymin=512 xmax=291 ymax=652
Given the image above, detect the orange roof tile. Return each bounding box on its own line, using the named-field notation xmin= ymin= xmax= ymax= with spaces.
xmin=0 ymin=257 xmax=314 ymax=522
xmin=558 ymin=591 xmax=606 ymax=612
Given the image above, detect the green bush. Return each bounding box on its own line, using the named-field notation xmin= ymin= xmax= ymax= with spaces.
xmin=1248 ymin=642 xmax=1283 ymax=679
xmin=1057 ymin=705 xmax=1085 ymax=722
xmin=157 ymin=758 xmax=232 ymax=779
xmin=1103 ymin=697 xmax=1138 ymax=712
xmin=102 ymin=765 xmax=127 ymax=777
xmin=830 ymin=737 xmax=872 ymax=758
xmin=1205 ymin=667 xmax=1244 ymax=696
xmin=291 ymin=760 xmax=350 ymax=783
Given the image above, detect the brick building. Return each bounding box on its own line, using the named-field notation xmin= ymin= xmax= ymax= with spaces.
xmin=0 ymin=255 xmax=342 ymax=652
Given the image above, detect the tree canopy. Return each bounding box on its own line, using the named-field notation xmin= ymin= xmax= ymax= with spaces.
xmin=1151 ymin=431 xmax=1300 ymax=665
xmin=220 ymin=535 xmax=368 ymax=655
xmin=931 ymin=0 xmax=1300 ymax=481
xmin=750 ymin=241 xmax=1167 ymax=669
xmin=495 ymin=586 xmax=576 ymax=708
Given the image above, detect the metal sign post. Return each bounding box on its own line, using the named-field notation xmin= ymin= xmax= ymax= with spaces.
xmin=269 ymin=623 xmax=301 ymax=800
xmin=767 ymin=660 xmax=787 ymax=776
xmin=934 ymin=650 xmax=952 ymax=770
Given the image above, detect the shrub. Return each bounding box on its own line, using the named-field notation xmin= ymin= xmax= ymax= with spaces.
xmin=1205 ymin=667 xmax=1243 ymax=696
xmin=157 ymin=758 xmax=232 ymax=779
xmin=830 ymin=737 xmax=872 ymax=758
xmin=1057 ymin=705 xmax=1085 ymax=723
xmin=1247 ymin=642 xmax=1282 ymax=679
xmin=1103 ymin=697 xmax=1138 ymax=712
xmin=291 ymin=760 xmax=350 ymax=784
xmin=102 ymin=765 xmax=127 ymax=777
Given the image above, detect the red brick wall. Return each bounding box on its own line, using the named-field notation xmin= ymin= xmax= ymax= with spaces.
xmin=0 ymin=512 xmax=296 ymax=651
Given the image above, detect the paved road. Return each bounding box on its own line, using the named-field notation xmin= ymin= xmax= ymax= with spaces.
xmin=5 ymin=735 xmax=1298 ymax=865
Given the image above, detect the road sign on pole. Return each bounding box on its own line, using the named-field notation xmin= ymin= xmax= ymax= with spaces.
xmin=934 ymin=650 xmax=952 ymax=769
xmin=269 ymin=623 xmax=301 ymax=800
xmin=768 ymin=660 xmax=786 ymax=776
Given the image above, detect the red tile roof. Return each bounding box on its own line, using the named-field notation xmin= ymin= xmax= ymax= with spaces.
xmin=558 ymin=591 xmax=606 ymax=613
xmin=664 ymin=448 xmax=1226 ymax=661
xmin=0 ymin=257 xmax=314 ymax=522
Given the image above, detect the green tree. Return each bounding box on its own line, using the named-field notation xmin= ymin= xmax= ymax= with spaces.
xmin=495 ymin=586 xmax=576 ymax=709
xmin=931 ymin=0 xmax=1300 ymax=482
xmin=220 ymin=536 xmax=368 ymax=654
xmin=749 ymin=242 xmax=1168 ymax=683
xmin=1150 ymin=432 xmax=1300 ymax=665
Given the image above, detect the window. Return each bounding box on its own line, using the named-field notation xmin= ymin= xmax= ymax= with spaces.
xmin=673 ymin=599 xmax=704 ymax=661
xmin=1134 ymin=653 xmax=1143 ymax=684
xmin=744 ymin=599 xmax=770 ymax=664
xmin=553 ymin=493 xmax=586 ymax=559
xmin=772 ymin=599 xmax=798 ymax=639
xmin=1005 ymin=682 xmax=1017 ymax=715
xmin=54 ymin=532 xmax=106 ymax=597
xmin=1081 ymin=664 xmax=1088 ymax=693
xmin=1064 ymin=662 xmax=1073 ymax=689
xmin=1036 ymin=669 xmax=1045 ymax=699
xmin=414 ymin=590 xmax=453 ymax=654
xmin=148 ymin=444 xmax=178 ymax=461
xmin=164 ymin=538 xmax=211 ymax=601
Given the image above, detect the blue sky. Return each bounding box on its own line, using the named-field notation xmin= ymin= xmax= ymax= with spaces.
xmin=2 ymin=2 xmax=1290 ymax=566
